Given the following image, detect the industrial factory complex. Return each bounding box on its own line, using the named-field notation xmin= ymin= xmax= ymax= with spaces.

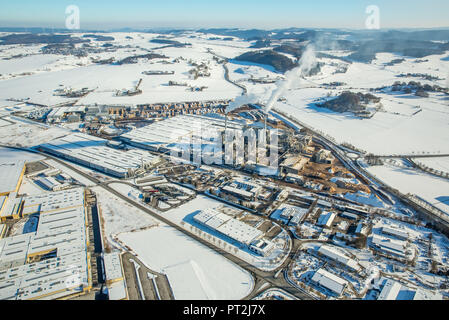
xmin=0 ymin=104 xmax=447 ymax=302
xmin=0 ymin=13 xmax=449 ymax=306
xmin=0 ymin=161 xmax=26 ymax=221
xmin=0 ymin=187 xmax=92 ymax=300
xmin=119 ymin=114 xmax=247 ymax=154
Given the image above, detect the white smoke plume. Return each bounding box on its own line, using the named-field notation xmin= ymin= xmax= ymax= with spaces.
xmin=264 ymin=45 xmax=317 ymax=114
xmin=225 ymin=93 xmax=259 ymax=114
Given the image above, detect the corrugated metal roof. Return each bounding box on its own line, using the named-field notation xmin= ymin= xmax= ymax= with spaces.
xmin=0 ymin=161 xmax=25 ymax=195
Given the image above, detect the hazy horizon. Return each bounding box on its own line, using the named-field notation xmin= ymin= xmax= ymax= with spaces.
xmin=1 ymin=0 xmax=449 ymax=30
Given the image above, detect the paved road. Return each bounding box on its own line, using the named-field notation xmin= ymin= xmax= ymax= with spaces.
xmin=208 ymin=49 xmax=247 ymax=95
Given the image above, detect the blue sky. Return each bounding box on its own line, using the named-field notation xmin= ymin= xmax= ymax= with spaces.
xmin=1 ymin=0 xmax=448 ymax=30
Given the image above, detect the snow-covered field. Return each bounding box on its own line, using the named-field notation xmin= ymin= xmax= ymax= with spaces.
xmin=0 ymin=31 xmax=449 ymax=299
xmin=417 ymin=157 xmax=449 ymax=174
xmin=0 ymin=32 xmax=447 ymax=157
xmin=228 ymin=51 xmax=449 ymax=156
xmin=93 ymin=186 xmax=159 ymax=240
xmin=366 ymin=163 xmax=449 ymax=214
xmin=0 ymin=33 xmax=252 ymax=106
xmin=0 ymin=54 xmax=61 ymax=78
xmin=118 ymin=225 xmax=254 ymax=300
xmin=272 ymin=87 xmax=449 ymax=155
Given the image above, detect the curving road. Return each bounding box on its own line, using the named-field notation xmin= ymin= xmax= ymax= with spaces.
xmin=207 ymin=48 xmax=247 ymax=95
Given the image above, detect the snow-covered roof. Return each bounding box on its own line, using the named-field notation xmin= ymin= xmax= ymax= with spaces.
xmin=0 ymin=187 xmax=90 ymax=300
xmin=120 ymin=114 xmax=244 ymax=151
xmin=222 ymin=185 xmax=254 ymax=199
xmin=280 ymin=205 xmax=307 ymax=219
xmin=0 ymin=160 xmax=25 ymax=195
xmin=194 ymin=208 xmax=263 ymax=245
xmin=216 ymin=218 xmax=263 ymax=245
xmin=23 ymin=187 xmax=84 ymax=213
xmin=371 ymin=234 xmax=407 ymax=256
xmin=378 ymin=279 xmax=402 ymax=300
xmin=34 ymin=176 xmax=60 ymax=190
xmin=249 ymin=238 xmax=275 ymax=256
xmin=317 ymin=245 xmax=361 ymax=271
xmin=0 ymin=196 xmax=6 ymax=211
xmin=40 ymin=133 xmax=156 ymax=178
xmin=194 ymin=208 xmax=219 ymax=224
xmin=311 ymin=268 xmax=347 ymax=295
xmin=317 ymin=211 xmax=336 ymax=227
xmin=103 ymin=252 xmax=124 ymax=282
xmin=108 ymin=280 xmax=127 ymax=300
xmin=0 ymin=193 xmax=23 ymax=219
xmin=412 ymin=288 xmax=443 ymax=300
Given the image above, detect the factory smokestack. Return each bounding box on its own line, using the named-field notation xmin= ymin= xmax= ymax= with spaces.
xmin=225 ymin=93 xmax=258 ymax=114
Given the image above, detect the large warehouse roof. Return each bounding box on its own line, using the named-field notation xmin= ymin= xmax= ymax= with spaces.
xmin=0 ymin=160 xmax=25 ymax=195
xmin=120 ymin=114 xmax=245 ymax=152
xmin=194 ymin=208 xmax=262 ymax=245
xmin=40 ymin=133 xmax=156 ymax=177
xmin=378 ymin=279 xmax=402 ymax=300
xmin=0 ymin=187 xmax=91 ymax=300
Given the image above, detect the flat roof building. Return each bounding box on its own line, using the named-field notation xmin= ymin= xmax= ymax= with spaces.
xmin=317 ymin=245 xmax=361 ymax=272
xmin=0 ymin=160 xmax=25 ymax=196
xmin=222 ymin=185 xmax=254 ymax=201
xmin=378 ymin=279 xmax=402 ymax=300
xmin=0 ymin=193 xmax=24 ymax=222
xmin=249 ymin=238 xmax=276 ymax=257
xmin=371 ymin=234 xmax=408 ymax=259
xmin=216 ymin=219 xmax=263 ymax=245
xmin=40 ymin=133 xmax=156 ymax=178
xmin=194 ymin=208 xmax=263 ymax=246
xmin=311 ymin=268 xmax=347 ymax=296
xmin=0 ymin=187 xmax=92 ymax=300
xmin=280 ymin=156 xmax=309 ymax=175
xmin=103 ymin=252 xmax=124 ymax=285
xmin=381 ymin=226 xmax=409 ymax=241
xmin=34 ymin=176 xmax=60 ymax=191
xmin=103 ymin=252 xmax=127 ymax=300
xmin=221 ymin=178 xmax=262 ymax=201
xmin=120 ymin=114 xmax=245 ymax=153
